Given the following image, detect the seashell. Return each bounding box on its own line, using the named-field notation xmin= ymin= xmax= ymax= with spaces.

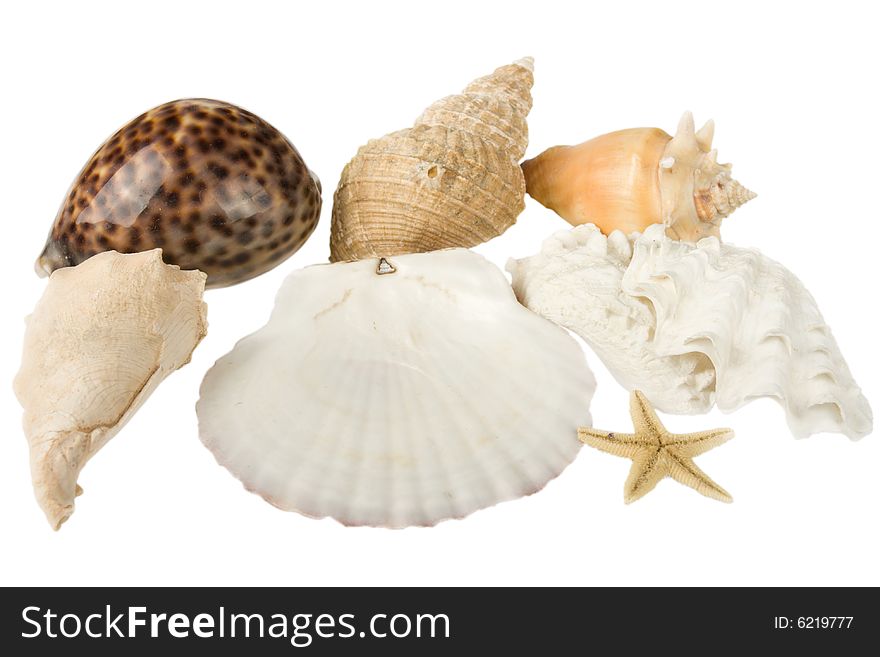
xmin=329 ymin=58 xmax=534 ymax=262
xmin=521 ymin=112 xmax=756 ymax=242
xmin=14 ymin=249 xmax=207 ymax=528
xmin=37 ymin=99 xmax=322 ymax=288
xmin=197 ymin=248 xmax=595 ymax=527
xmin=508 ymin=225 xmax=872 ymax=439
xmin=510 ymin=225 xmax=715 ymax=414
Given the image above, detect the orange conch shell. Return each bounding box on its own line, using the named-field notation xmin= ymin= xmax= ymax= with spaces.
xmin=522 ymin=112 xmax=755 ymax=242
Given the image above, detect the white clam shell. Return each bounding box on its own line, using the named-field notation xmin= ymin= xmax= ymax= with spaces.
xmin=197 ymin=248 xmax=595 ymax=527
xmin=508 ymin=224 xmax=872 ymax=439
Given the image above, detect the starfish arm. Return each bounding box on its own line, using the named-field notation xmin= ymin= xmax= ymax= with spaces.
xmin=623 ymin=449 xmax=668 ymax=504
xmin=668 ymin=428 xmax=735 ymax=457
xmin=665 ymin=451 xmax=733 ymax=503
xmin=630 ymin=391 xmax=666 ymax=439
xmin=579 ymin=428 xmax=654 ymax=459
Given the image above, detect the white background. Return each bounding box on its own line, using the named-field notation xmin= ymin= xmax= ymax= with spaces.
xmin=1 ymin=0 xmax=877 ymax=586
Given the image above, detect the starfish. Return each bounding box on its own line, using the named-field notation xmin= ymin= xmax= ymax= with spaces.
xmin=579 ymin=390 xmax=734 ymax=503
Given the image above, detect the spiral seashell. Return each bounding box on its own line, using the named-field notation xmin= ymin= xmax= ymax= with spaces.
xmin=37 ymin=99 xmax=322 ymax=288
xmin=522 ymin=112 xmax=756 ymax=242
xmin=330 ymin=58 xmax=534 ymax=262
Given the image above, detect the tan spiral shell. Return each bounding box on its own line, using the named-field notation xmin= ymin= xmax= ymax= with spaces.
xmin=330 ymin=58 xmax=534 ymax=262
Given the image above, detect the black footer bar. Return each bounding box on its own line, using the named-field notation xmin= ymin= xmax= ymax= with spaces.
xmin=1 ymin=586 xmax=873 ymax=653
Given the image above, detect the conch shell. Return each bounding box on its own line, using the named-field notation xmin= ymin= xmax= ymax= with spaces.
xmin=330 ymin=58 xmax=534 ymax=262
xmin=521 ymin=112 xmax=756 ymax=242
xmin=14 ymin=249 xmax=207 ymax=528
xmin=508 ymin=225 xmax=872 ymax=439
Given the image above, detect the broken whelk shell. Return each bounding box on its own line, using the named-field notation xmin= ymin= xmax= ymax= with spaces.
xmin=522 ymin=112 xmax=756 ymax=242
xmin=330 ymin=58 xmax=534 ymax=262
xmin=508 ymin=225 xmax=872 ymax=439
xmin=14 ymin=249 xmax=207 ymax=529
xmin=197 ymin=248 xmax=595 ymax=527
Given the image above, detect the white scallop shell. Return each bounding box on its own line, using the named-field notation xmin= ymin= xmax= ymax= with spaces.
xmin=197 ymin=248 xmax=595 ymax=527
xmin=508 ymin=224 xmax=872 ymax=439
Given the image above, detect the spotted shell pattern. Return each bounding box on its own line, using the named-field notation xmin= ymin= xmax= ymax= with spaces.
xmin=38 ymin=99 xmax=321 ymax=288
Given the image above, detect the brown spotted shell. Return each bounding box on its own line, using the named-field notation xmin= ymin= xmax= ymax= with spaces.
xmin=37 ymin=99 xmax=322 ymax=288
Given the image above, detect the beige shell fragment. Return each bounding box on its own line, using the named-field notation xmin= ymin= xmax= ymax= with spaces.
xmin=330 ymin=58 xmax=534 ymax=262
xmin=14 ymin=249 xmax=207 ymax=529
